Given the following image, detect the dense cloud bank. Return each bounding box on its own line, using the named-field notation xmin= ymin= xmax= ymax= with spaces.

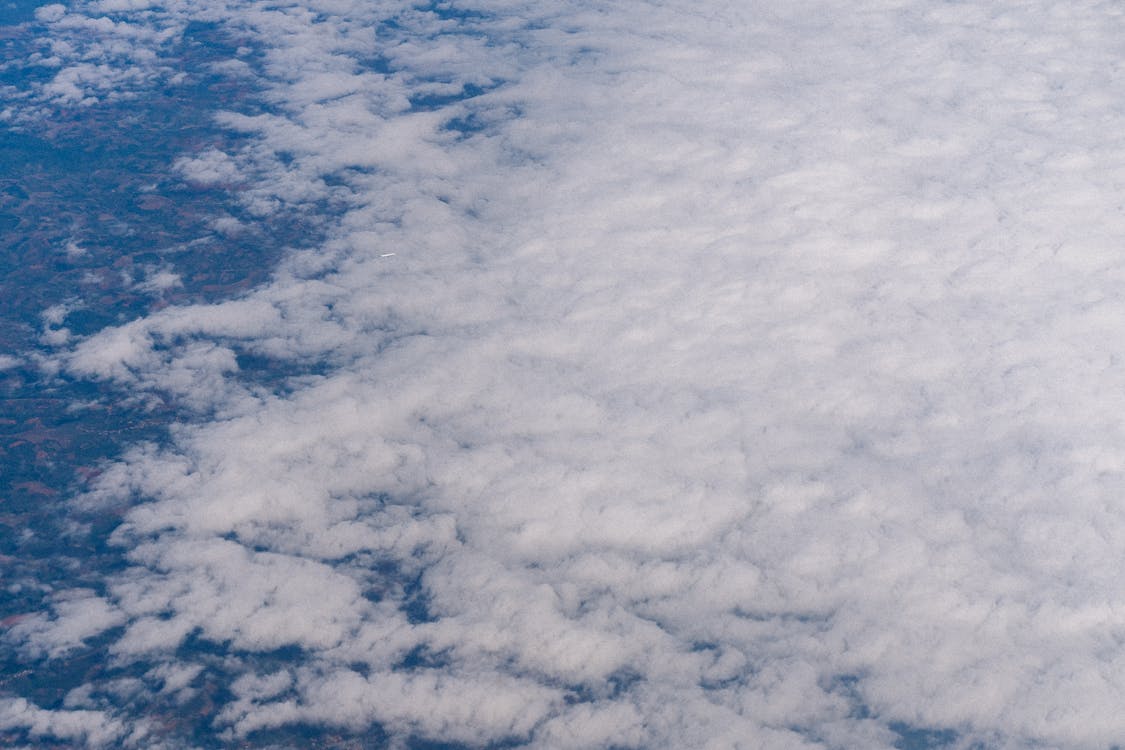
xmin=10 ymin=0 xmax=1125 ymax=747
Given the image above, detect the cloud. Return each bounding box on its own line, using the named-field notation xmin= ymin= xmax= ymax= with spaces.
xmin=133 ymin=268 xmax=183 ymax=295
xmin=0 ymin=698 xmax=133 ymax=748
xmin=27 ymin=10 xmax=182 ymax=107
xmin=7 ymin=590 xmax=125 ymax=660
xmin=12 ymin=0 xmax=1125 ymax=748
xmin=174 ymin=148 xmax=243 ymax=187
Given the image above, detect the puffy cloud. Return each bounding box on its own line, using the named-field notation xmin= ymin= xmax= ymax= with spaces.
xmin=33 ymin=4 xmax=67 ymax=23
xmin=7 ymin=590 xmax=125 ymax=660
xmin=12 ymin=3 xmax=185 ymax=111
xmin=0 ymin=698 xmax=133 ymax=748
xmin=174 ymin=148 xmax=243 ymax=187
xmin=12 ymin=0 xmax=1125 ymax=748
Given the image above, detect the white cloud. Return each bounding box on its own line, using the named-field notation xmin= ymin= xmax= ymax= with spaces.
xmin=14 ymin=0 xmax=1125 ymax=748
xmin=63 ymin=239 xmax=89 ymax=258
xmin=0 ymin=699 xmax=133 ymax=748
xmin=174 ymin=148 xmax=242 ymax=187
xmin=33 ymin=4 xmax=66 ymax=23
xmin=7 ymin=590 xmax=125 ymax=660
xmin=9 ymin=1 xmax=183 ymax=115
xmin=91 ymin=0 xmax=156 ymax=11
xmin=134 ymin=267 xmax=183 ymax=295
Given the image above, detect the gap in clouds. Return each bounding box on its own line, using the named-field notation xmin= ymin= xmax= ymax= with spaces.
xmin=4 ymin=2 xmax=544 ymax=746
xmin=0 ymin=0 xmax=44 ymax=26
xmin=0 ymin=6 xmax=363 ymax=745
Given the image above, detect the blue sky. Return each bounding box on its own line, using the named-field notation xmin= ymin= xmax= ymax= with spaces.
xmin=6 ymin=1 xmax=1125 ymax=748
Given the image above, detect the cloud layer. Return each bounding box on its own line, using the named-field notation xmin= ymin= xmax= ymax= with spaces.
xmin=10 ymin=0 xmax=1125 ymax=747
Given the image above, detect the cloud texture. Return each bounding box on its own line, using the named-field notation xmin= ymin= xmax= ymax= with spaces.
xmin=10 ymin=0 xmax=1125 ymax=747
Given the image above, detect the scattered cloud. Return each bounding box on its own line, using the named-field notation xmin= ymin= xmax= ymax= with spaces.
xmin=0 ymin=698 xmax=132 ymax=748
xmin=11 ymin=0 xmax=1125 ymax=748
xmin=133 ymin=267 xmax=183 ymax=295
xmin=7 ymin=590 xmax=125 ymax=660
